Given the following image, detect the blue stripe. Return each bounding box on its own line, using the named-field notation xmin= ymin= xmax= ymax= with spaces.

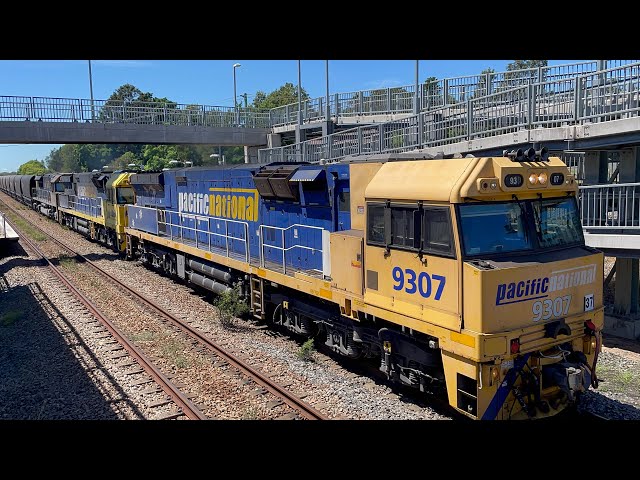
xmin=481 ymin=352 xmax=532 ymax=420
xmin=497 ymin=295 xmax=547 ymax=306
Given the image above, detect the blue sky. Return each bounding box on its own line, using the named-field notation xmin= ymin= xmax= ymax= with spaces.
xmin=0 ymin=59 xmax=585 ymax=172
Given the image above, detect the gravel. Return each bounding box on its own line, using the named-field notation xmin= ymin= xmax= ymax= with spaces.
xmin=0 ymin=241 xmax=151 ymax=419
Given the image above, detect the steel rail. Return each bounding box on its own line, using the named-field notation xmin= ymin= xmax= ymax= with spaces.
xmin=2 ymin=199 xmax=326 ymax=420
xmin=1 ymin=207 xmax=206 ymax=420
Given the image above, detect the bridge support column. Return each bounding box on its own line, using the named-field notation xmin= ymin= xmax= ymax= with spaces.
xmin=613 ymin=258 xmax=639 ymax=315
xmin=618 ymin=147 xmax=640 ymax=182
xmin=321 ymin=121 xmax=335 ymax=137
xmin=244 ymin=146 xmax=259 ymax=164
xmin=267 ymin=133 xmax=281 ymax=148
xmin=295 ymin=125 xmax=308 ymax=144
xmin=602 ymin=147 xmax=640 ymax=339
xmin=583 ymin=151 xmax=608 ymax=184
xmin=605 ymin=257 xmax=640 ymax=340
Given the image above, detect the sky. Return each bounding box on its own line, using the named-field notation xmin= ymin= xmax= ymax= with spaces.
xmin=0 ymin=59 xmax=586 ymax=172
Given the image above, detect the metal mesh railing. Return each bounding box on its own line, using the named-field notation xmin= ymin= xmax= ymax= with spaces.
xmin=268 ymin=60 xmax=638 ymax=127
xmin=0 ymin=96 xmax=271 ymax=128
xmin=579 ymin=183 xmax=640 ymax=229
xmin=259 ymin=62 xmax=640 ymax=164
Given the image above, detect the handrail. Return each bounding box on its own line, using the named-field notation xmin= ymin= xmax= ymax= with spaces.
xmin=260 ymin=61 xmax=640 ymax=164
xmin=259 ymin=223 xmax=324 ymax=275
xmin=130 ymin=205 xmax=251 ymax=263
xmin=2 ymin=60 xmax=638 ymax=130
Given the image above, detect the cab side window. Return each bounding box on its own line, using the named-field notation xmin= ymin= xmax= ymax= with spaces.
xmin=367 ymin=202 xmax=455 ymax=258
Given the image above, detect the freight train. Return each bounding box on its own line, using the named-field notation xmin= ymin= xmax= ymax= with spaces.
xmin=0 ymin=170 xmax=136 ymax=252
xmin=0 ymin=147 xmax=604 ymax=420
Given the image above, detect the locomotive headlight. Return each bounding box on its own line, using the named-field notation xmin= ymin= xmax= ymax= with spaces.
xmin=528 ymin=173 xmax=538 ymax=185
xmin=490 ymin=181 xmax=498 ymax=190
xmin=538 ymin=172 xmax=548 ymax=185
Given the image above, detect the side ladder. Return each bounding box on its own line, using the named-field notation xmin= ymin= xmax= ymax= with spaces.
xmin=250 ymin=275 xmax=265 ymax=321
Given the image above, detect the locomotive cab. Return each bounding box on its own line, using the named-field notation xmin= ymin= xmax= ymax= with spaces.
xmin=360 ymin=151 xmax=603 ymax=419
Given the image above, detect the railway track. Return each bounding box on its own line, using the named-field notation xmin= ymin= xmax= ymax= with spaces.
xmin=2 ymin=210 xmax=206 ymax=420
xmin=1 ymin=200 xmax=326 ymax=420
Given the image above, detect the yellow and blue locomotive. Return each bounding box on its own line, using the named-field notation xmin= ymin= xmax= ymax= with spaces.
xmin=121 ymin=149 xmax=603 ymax=420
xmin=1 ymin=169 xmax=137 ymax=252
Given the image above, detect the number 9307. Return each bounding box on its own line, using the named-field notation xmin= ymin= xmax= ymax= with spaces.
xmin=532 ymin=295 xmax=571 ymax=322
xmin=392 ymin=266 xmax=446 ymax=300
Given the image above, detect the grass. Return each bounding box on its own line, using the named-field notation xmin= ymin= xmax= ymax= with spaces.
xmin=214 ymin=282 xmax=249 ymax=330
xmin=597 ymin=363 xmax=640 ymax=394
xmin=4 ymin=211 xmax=47 ymax=242
xmin=160 ymin=337 xmax=190 ymax=369
xmin=58 ymin=255 xmax=77 ymax=270
xmin=130 ymin=330 xmax=158 ymax=343
xmin=297 ymin=338 xmax=315 ymax=362
xmin=0 ymin=310 xmax=21 ymax=326
xmin=619 ymin=370 xmax=634 ymax=387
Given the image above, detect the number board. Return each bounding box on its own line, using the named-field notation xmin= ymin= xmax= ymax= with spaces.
xmin=550 ymin=173 xmax=565 ymax=185
xmin=504 ymin=174 xmax=523 ymax=188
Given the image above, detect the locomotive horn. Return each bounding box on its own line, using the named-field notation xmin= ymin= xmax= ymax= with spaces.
xmin=503 ymin=148 xmax=524 ymax=162
xmin=513 ymin=148 xmax=524 ymax=162
xmin=536 ymin=146 xmax=549 ymax=161
xmin=523 ymin=147 xmax=536 ymax=161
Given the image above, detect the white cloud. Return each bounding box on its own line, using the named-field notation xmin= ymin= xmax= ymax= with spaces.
xmin=364 ymin=79 xmax=405 ymax=89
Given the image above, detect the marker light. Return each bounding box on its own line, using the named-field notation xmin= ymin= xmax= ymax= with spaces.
xmin=510 ymin=338 xmax=521 ymax=354
xmin=490 ymin=181 xmax=498 ymax=189
xmin=590 ymin=337 xmax=597 ymax=350
xmin=529 ymin=173 xmax=538 ymax=185
xmin=538 ymin=172 xmax=548 ymax=185
xmin=491 ymin=366 xmax=500 ymax=382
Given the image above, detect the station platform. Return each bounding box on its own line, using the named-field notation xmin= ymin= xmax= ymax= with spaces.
xmin=0 ymin=211 xmax=18 ymax=243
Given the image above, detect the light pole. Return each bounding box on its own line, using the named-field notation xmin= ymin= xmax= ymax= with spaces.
xmin=88 ymin=60 xmax=95 ymax=121
xmin=414 ymin=60 xmax=419 ymax=115
xmin=233 ymin=63 xmax=241 ymax=126
xmin=298 ymin=60 xmax=302 ymax=126
xmin=325 ymin=60 xmax=330 ymax=121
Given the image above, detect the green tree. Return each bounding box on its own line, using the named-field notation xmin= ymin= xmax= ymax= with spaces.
xmin=423 ymin=77 xmax=457 ymax=106
xmin=506 ymin=60 xmax=548 ymax=71
xmin=109 ymin=151 xmax=139 ymax=170
xmin=251 ymin=82 xmax=309 ymax=110
xmin=44 ymin=148 xmax=64 ymax=172
xmin=472 ymin=68 xmax=496 ymax=99
xmin=17 ymin=160 xmax=46 ymax=175
xmin=500 ymin=60 xmax=549 ymax=92
xmin=99 ymin=83 xmax=178 ymax=123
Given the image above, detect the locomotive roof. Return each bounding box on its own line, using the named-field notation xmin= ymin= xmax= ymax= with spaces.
xmin=364 ymin=155 xmax=575 ymax=202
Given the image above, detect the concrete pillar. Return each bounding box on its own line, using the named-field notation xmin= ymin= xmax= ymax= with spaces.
xmin=617 ymin=148 xmax=637 ymax=182
xmin=244 ymin=146 xmax=259 ymax=164
xmin=267 ymin=133 xmax=281 ymax=148
xmin=583 ymin=151 xmax=608 ymax=185
xmin=614 ymin=258 xmax=639 ymax=315
xmin=321 ymin=121 xmax=335 ymax=137
xmin=295 ymin=125 xmax=307 ymax=144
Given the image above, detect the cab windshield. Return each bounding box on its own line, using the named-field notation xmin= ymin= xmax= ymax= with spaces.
xmin=116 ymin=187 xmax=135 ymax=204
xmin=533 ymin=197 xmax=585 ymax=249
xmin=458 ymin=197 xmax=583 ymax=258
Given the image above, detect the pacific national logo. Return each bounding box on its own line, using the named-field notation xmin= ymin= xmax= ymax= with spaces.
xmin=495 ymin=264 xmax=597 ymax=306
xmin=178 ymin=188 xmax=259 ymax=222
